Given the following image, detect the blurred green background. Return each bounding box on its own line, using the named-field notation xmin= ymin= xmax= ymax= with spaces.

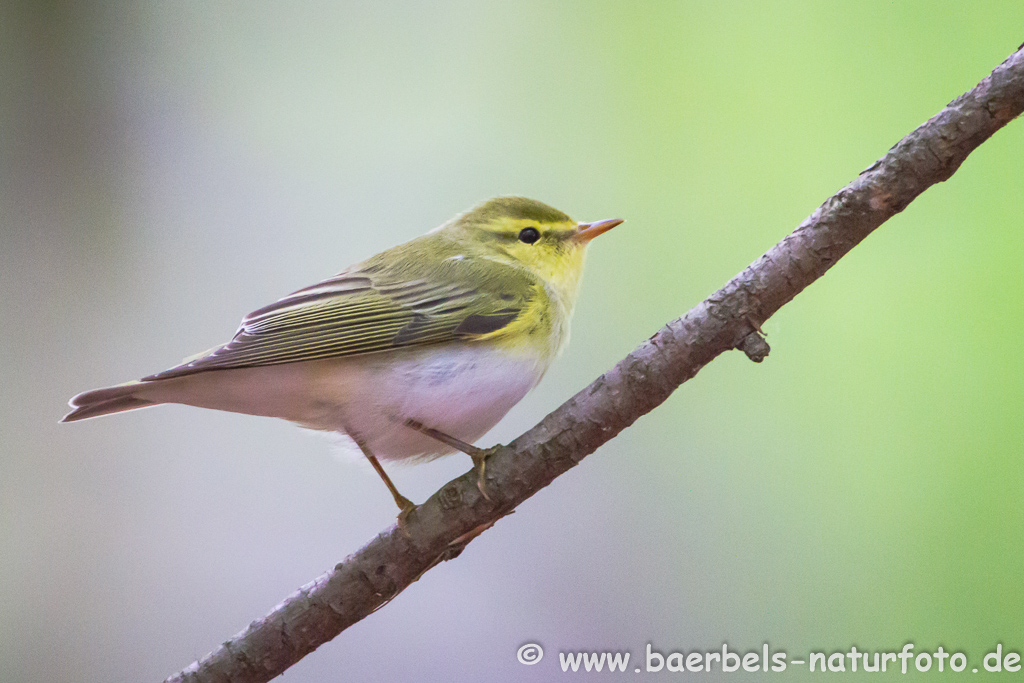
xmin=2 ymin=2 xmax=1022 ymax=681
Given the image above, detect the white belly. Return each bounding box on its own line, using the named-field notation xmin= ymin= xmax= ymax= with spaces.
xmin=317 ymin=343 xmax=546 ymax=461
xmin=149 ymin=342 xmax=549 ymax=462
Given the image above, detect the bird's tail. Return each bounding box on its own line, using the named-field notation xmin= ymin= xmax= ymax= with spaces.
xmin=61 ymin=382 xmax=159 ymax=422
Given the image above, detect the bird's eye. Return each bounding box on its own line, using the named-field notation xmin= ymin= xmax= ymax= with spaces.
xmin=518 ymin=227 xmax=541 ymax=244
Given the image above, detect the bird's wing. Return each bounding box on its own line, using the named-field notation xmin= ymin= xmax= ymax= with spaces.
xmin=143 ymin=254 xmax=538 ymax=380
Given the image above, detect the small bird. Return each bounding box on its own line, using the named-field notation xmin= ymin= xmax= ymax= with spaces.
xmin=63 ymin=197 xmax=622 ymax=515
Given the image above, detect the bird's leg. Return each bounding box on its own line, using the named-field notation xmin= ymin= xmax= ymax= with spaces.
xmin=404 ymin=419 xmax=495 ymax=501
xmin=352 ymin=435 xmax=416 ymax=523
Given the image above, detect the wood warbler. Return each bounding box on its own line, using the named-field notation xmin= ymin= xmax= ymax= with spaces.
xmin=62 ymin=197 xmax=623 ymax=513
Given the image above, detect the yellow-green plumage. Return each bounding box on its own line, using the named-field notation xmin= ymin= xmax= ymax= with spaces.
xmin=62 ymin=197 xmax=622 ymax=468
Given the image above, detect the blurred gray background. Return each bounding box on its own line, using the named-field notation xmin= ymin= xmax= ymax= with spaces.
xmin=2 ymin=2 xmax=1023 ymax=681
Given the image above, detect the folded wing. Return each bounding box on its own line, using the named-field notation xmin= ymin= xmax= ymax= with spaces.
xmin=144 ymin=255 xmax=535 ymax=380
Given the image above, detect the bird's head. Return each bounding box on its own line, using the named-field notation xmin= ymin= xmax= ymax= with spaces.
xmin=442 ymin=196 xmax=623 ymax=298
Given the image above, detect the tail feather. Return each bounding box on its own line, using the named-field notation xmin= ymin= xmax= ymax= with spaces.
xmin=61 ymin=382 xmax=159 ymax=423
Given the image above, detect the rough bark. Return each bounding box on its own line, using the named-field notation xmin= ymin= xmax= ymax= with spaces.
xmin=167 ymin=45 xmax=1024 ymax=683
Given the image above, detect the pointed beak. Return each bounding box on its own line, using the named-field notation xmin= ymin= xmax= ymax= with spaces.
xmin=574 ymin=218 xmax=624 ymax=243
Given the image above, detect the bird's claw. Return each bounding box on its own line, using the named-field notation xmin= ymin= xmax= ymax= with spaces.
xmin=471 ymin=446 xmax=500 ymax=502
xmin=395 ymin=496 xmax=417 ymax=533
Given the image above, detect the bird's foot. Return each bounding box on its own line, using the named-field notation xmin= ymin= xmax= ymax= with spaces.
xmin=404 ymin=419 xmax=498 ymax=502
xmin=395 ymin=495 xmax=417 ymax=530
xmin=470 ymin=447 xmax=500 ymax=502
xmin=351 ymin=433 xmax=418 ymax=530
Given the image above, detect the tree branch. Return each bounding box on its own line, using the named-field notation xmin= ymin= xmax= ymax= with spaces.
xmin=167 ymin=45 xmax=1024 ymax=683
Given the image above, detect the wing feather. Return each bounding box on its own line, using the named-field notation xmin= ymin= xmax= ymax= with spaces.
xmin=144 ymin=252 xmax=538 ymax=380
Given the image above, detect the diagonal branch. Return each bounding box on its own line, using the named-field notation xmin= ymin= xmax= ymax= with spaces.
xmin=167 ymin=45 xmax=1024 ymax=683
